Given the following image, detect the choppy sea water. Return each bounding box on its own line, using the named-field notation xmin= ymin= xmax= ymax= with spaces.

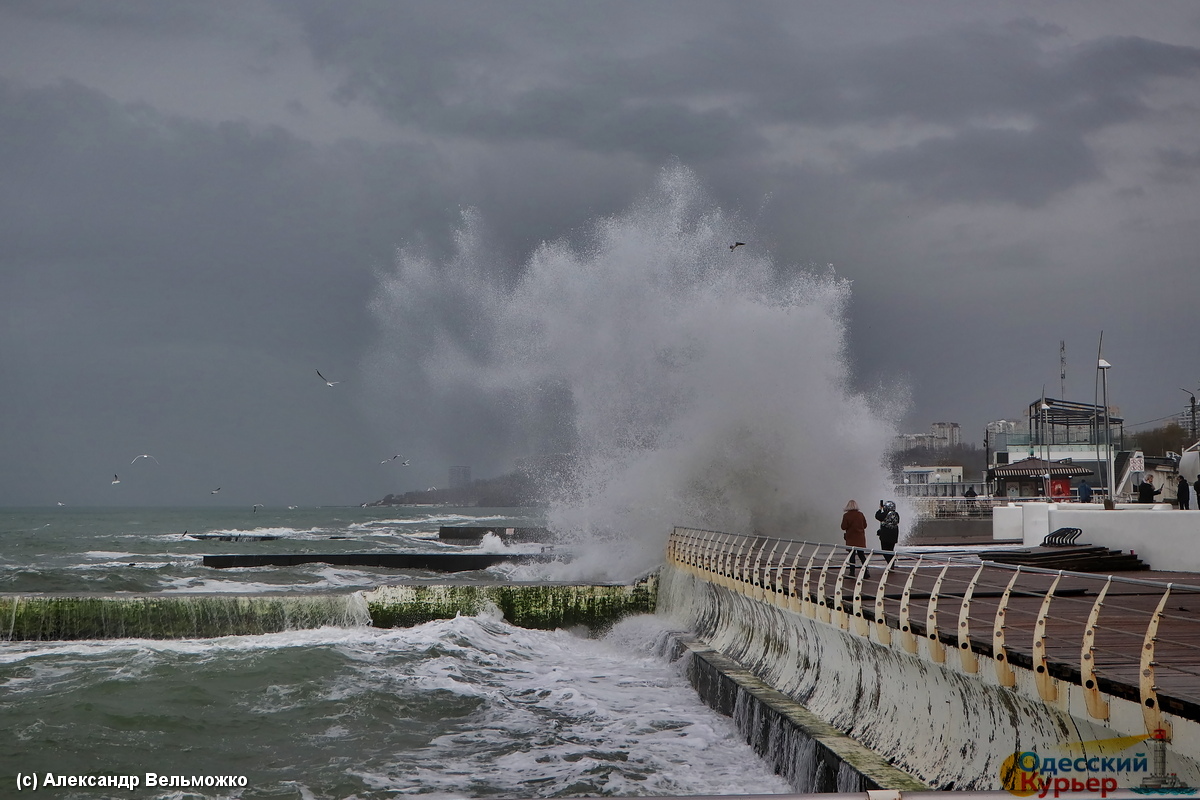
xmin=1 ymin=507 xmax=792 ymax=799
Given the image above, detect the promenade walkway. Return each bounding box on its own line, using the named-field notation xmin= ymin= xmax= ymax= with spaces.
xmin=667 ymin=528 xmax=1200 ymax=725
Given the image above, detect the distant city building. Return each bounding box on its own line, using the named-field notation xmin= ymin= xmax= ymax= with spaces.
xmin=448 ymin=465 xmax=471 ymax=490
xmin=985 ymin=419 xmax=1020 ymax=438
xmin=894 ymin=422 xmax=962 ymax=451
xmin=930 ymin=422 xmax=961 ymax=448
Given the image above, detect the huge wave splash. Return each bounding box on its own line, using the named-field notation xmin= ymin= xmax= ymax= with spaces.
xmin=367 ymin=165 xmax=897 ymax=579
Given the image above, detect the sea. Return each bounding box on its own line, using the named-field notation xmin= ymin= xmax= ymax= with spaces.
xmin=0 ymin=505 xmax=793 ymax=800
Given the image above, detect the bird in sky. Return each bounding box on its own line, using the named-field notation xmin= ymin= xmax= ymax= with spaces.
xmin=253 ymin=503 xmax=264 ymax=512
xmin=57 ymin=501 xmax=65 ymax=506
xmin=315 ymin=369 xmax=341 ymax=387
xmin=381 ymin=455 xmax=410 ymax=465
xmin=729 ymin=242 xmax=745 ymax=250
xmin=210 ymin=487 xmax=221 ymax=494
xmin=131 ymin=454 xmax=159 ymax=465
xmin=111 ymin=475 xmax=121 ymax=485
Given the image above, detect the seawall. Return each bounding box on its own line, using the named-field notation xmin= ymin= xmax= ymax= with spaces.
xmin=657 ymin=530 xmax=1200 ymax=792
xmin=677 ymin=636 xmax=927 ymax=793
xmin=0 ymin=579 xmax=657 ymax=640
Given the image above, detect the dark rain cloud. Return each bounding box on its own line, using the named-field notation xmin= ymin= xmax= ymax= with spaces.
xmin=1 ymin=1 xmax=1199 ymax=505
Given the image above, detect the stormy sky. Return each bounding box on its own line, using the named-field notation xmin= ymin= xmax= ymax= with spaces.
xmin=3 ymin=1 xmax=1199 ymax=508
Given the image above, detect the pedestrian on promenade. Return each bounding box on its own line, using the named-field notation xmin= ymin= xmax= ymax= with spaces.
xmin=1178 ymin=475 xmax=1191 ymax=510
xmin=1077 ymin=480 xmax=1093 ymax=504
xmin=963 ymin=485 xmax=979 ymax=515
xmin=840 ymin=500 xmax=869 ymax=579
xmin=1138 ymin=475 xmax=1162 ymax=504
xmin=875 ymin=500 xmax=901 ymax=562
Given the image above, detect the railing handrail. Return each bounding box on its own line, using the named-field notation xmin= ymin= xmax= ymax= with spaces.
xmin=669 ymin=527 xmax=1200 ymax=593
xmin=666 ymin=526 xmax=1200 ymax=728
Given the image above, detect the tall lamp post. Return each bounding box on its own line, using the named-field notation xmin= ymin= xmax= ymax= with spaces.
xmin=1099 ymin=359 xmax=1113 ymax=503
xmin=1040 ymin=398 xmax=1052 ymax=498
xmin=1183 ymin=388 xmax=1198 ymax=443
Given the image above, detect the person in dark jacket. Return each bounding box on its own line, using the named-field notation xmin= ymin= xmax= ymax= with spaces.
xmin=1178 ymin=475 xmax=1191 ymax=510
xmin=1137 ymin=475 xmax=1162 ymax=504
xmin=875 ymin=500 xmax=900 ymax=562
xmin=1077 ymin=480 xmax=1093 ymax=504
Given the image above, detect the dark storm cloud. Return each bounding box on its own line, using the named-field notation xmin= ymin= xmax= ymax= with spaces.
xmin=0 ymin=76 xmax=448 ymax=302
xmin=1155 ymin=147 xmax=1200 ymax=183
xmin=1 ymin=1 xmax=1198 ymax=507
xmin=280 ymin=4 xmax=1200 ymax=208
xmin=856 ymin=126 xmax=1100 ymax=207
xmin=2 ymin=0 xmax=242 ymax=36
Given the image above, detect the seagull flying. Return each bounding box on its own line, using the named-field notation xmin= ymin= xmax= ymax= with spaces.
xmin=112 ymin=475 xmax=121 ymax=485
xmin=253 ymin=503 xmax=264 ymax=512
xmin=729 ymin=242 xmax=745 ymax=251
xmin=381 ymin=455 xmax=411 ymax=465
xmin=315 ymin=369 xmax=341 ymax=387
xmin=210 ymin=487 xmax=221 ymax=494
xmin=131 ymin=454 xmax=160 ymax=465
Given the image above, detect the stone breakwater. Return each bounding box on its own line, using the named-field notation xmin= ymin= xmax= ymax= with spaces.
xmin=0 ymin=579 xmax=657 ymax=641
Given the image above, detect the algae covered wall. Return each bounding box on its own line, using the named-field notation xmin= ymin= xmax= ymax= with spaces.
xmin=363 ymin=578 xmax=657 ymax=632
xmin=654 ymin=564 xmax=1200 ymax=792
xmin=1 ymin=578 xmax=657 ymax=641
xmin=1 ymin=594 xmax=371 ymax=640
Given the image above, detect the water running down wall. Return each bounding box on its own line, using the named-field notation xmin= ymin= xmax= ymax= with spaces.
xmin=655 ymin=557 xmax=1200 ymax=791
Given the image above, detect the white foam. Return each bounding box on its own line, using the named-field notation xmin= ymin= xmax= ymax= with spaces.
xmin=368 ymin=165 xmax=899 ymax=581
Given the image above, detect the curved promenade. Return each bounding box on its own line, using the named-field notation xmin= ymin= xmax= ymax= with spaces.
xmin=661 ymin=527 xmax=1200 ymax=792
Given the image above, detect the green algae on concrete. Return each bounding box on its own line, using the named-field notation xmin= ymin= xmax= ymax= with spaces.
xmin=364 ymin=576 xmax=657 ymax=633
xmin=0 ymin=577 xmax=657 ymax=641
xmin=1 ymin=594 xmax=370 ymax=641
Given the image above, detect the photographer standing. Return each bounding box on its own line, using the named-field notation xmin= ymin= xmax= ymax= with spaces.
xmin=876 ymin=500 xmax=900 ymax=562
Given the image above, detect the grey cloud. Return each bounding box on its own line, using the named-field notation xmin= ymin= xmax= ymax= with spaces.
xmin=1155 ymin=147 xmax=1200 ymax=183
xmin=2 ymin=0 xmax=246 ymax=36
xmin=856 ymin=126 xmax=1100 ymax=207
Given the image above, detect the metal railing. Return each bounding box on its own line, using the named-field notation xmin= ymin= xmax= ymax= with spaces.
xmin=666 ymin=527 xmax=1200 ymax=729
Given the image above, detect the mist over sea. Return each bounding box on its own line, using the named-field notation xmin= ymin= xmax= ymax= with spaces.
xmin=1 ymin=506 xmax=795 ymax=799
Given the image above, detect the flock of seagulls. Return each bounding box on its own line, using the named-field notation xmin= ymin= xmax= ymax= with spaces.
xmin=97 ymin=366 xmax=413 ymax=512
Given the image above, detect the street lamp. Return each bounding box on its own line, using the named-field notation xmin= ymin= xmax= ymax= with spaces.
xmin=1040 ymin=398 xmax=1051 ymax=498
xmin=1183 ymin=388 xmax=1198 ymax=443
xmin=1099 ymin=358 xmax=1113 ymax=503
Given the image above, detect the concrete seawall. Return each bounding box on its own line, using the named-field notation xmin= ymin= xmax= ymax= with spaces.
xmin=677 ymin=636 xmax=926 ymax=793
xmin=655 ymin=561 xmax=1200 ymax=791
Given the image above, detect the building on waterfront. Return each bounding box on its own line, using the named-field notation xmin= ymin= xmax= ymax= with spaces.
xmin=985 ymin=397 xmax=1123 ymax=499
xmin=900 ymin=465 xmax=963 ymax=485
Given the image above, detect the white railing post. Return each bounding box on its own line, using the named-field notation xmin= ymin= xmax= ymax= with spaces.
xmin=1081 ymin=577 xmax=1111 ymax=721
xmin=1141 ymin=585 xmax=1174 ymax=740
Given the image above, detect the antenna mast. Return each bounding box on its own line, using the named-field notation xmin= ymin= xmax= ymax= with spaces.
xmin=1060 ymin=340 xmax=1066 ymax=399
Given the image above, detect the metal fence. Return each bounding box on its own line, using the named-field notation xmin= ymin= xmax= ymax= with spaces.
xmin=666 ymin=527 xmax=1200 ymax=729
